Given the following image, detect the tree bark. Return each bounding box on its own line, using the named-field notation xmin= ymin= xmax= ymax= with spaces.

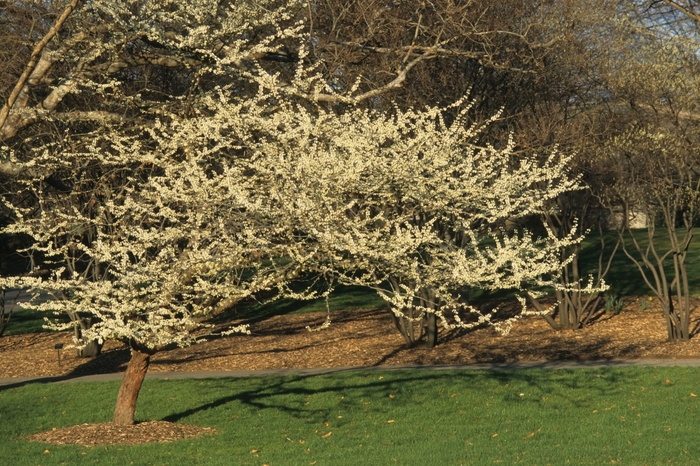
xmin=0 ymin=0 xmax=80 ymax=134
xmin=113 ymin=345 xmax=151 ymax=426
xmin=425 ymin=312 xmax=437 ymax=349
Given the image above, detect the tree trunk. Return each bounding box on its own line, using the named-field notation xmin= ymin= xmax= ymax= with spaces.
xmin=425 ymin=312 xmax=437 ymax=349
xmin=113 ymin=345 xmax=151 ymax=426
xmin=73 ymin=318 xmax=103 ymax=357
xmin=389 ymin=307 xmax=425 ymax=347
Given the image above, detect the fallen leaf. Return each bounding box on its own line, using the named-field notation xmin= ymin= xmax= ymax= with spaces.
xmin=321 ymin=431 xmax=332 ymax=438
xmin=249 ymin=449 xmax=259 ymax=454
xmin=524 ymin=432 xmax=535 ymax=439
xmin=492 ymin=433 xmax=498 ymax=438
xmin=43 ymin=449 xmax=50 ymax=454
xmin=666 ymin=379 xmax=672 ymax=385
xmin=387 ymin=420 xmax=395 ymax=423
xmin=691 ymin=393 xmax=697 ymax=397
xmin=389 ymin=394 xmax=395 ymax=399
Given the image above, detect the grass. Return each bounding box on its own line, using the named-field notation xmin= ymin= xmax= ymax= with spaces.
xmin=2 ymin=366 xmax=700 ymax=465
xmin=1 ymin=307 xmax=58 ymax=336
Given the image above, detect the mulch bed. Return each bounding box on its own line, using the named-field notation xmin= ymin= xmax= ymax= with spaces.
xmin=27 ymin=421 xmax=216 ymax=446
xmin=4 ymin=299 xmax=700 ymax=380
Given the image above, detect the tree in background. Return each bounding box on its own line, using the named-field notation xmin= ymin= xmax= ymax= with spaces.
xmin=593 ymin=0 xmax=700 ymax=340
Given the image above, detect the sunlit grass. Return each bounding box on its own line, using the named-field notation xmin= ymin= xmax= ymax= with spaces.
xmin=2 ymin=366 xmax=700 ymax=465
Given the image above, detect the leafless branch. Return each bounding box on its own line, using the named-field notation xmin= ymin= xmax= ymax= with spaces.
xmin=663 ymin=0 xmax=700 ymax=22
xmin=0 ymin=0 xmax=80 ymax=133
xmin=289 ymin=52 xmax=434 ymax=104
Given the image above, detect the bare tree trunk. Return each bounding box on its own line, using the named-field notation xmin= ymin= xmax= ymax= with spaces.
xmin=425 ymin=312 xmax=437 ymax=348
xmin=0 ymin=0 xmax=80 ymax=137
xmin=0 ymin=289 xmax=17 ymax=337
xmin=536 ymin=197 xmax=615 ymax=331
xmin=388 ymin=307 xmax=424 ymax=347
xmin=113 ymin=345 xmax=151 ymax=426
xmin=618 ymin=205 xmax=694 ymax=341
xmin=420 ymin=287 xmax=438 ymax=348
xmin=71 ymin=316 xmax=103 ymax=357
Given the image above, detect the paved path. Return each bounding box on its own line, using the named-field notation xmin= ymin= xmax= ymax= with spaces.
xmin=3 ymin=359 xmax=700 ymax=389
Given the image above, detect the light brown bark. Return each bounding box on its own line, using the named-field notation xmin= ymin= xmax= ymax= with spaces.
xmin=113 ymin=346 xmax=151 ymax=426
xmin=0 ymin=0 xmax=80 ymax=133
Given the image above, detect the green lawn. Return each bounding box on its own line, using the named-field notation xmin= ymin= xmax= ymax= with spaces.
xmin=2 ymin=367 xmax=700 ymax=465
xmin=1 ymin=307 xmax=64 ymax=336
xmin=215 ymin=284 xmax=387 ymax=324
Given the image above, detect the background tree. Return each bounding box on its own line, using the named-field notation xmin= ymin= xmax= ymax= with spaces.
xmin=591 ymin=0 xmax=700 ymax=340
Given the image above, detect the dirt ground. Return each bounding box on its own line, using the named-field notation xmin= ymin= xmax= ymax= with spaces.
xmin=3 ymin=298 xmax=700 ymax=380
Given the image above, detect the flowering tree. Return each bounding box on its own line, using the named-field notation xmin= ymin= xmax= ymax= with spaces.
xmin=1 ymin=126 xmax=299 ymax=424
xmin=1 ymin=0 xmax=589 ymax=429
xmin=0 ymin=0 xmax=309 ymax=426
xmin=218 ymin=95 xmax=589 ymax=347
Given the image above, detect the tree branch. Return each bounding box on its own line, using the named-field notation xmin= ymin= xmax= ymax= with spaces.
xmin=0 ymin=0 xmax=80 ymax=133
xmin=663 ymin=0 xmax=700 ymax=22
xmin=287 ymin=52 xmax=435 ymax=104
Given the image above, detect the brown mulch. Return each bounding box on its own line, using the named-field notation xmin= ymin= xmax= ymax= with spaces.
xmin=4 ymin=296 xmax=700 ymax=446
xmin=26 ymin=421 xmax=216 ymax=446
xmin=3 ymin=299 xmax=700 ymax=381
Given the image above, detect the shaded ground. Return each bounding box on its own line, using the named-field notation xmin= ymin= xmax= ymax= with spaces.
xmin=3 ymin=298 xmax=700 ymax=380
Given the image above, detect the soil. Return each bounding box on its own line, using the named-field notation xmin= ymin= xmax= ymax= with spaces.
xmin=4 ymin=297 xmax=700 ymax=446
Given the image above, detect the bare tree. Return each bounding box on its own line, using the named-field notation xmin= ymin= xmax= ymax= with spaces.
xmin=602 ymin=124 xmax=700 ymax=340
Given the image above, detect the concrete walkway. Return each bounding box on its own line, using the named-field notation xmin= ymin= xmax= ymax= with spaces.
xmin=3 ymin=358 xmax=700 ymax=389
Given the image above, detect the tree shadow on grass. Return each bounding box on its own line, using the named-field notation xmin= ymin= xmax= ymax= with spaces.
xmin=160 ymin=366 xmax=637 ymax=425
